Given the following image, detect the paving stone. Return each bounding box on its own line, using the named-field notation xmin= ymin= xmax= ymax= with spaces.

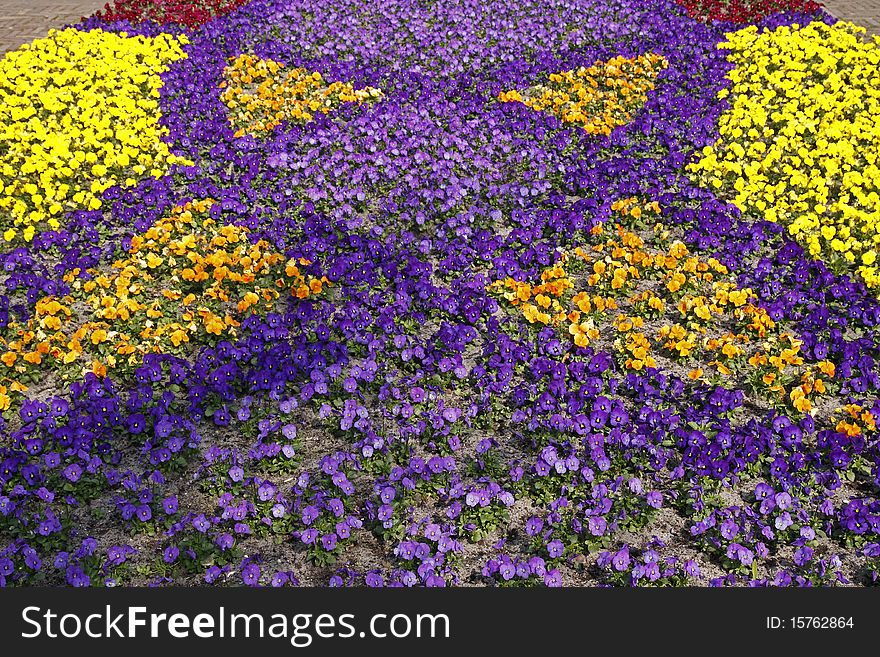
xmin=822 ymin=0 xmax=880 ymax=36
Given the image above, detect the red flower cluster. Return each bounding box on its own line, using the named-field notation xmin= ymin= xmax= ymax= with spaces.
xmin=677 ymin=0 xmax=822 ymax=23
xmin=95 ymin=0 xmax=251 ymax=28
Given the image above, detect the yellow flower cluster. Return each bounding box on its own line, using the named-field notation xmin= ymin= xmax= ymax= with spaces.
xmin=690 ymin=21 xmax=880 ymax=289
xmin=498 ymin=53 xmax=667 ymax=135
xmin=0 ymin=28 xmax=191 ymax=242
xmin=220 ymin=54 xmax=383 ymax=137
xmin=0 ymin=200 xmax=328 ymax=403
xmin=489 ymin=203 xmax=835 ymax=415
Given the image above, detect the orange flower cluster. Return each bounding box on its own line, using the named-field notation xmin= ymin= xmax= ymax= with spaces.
xmin=498 ymin=54 xmax=667 ymax=136
xmin=0 ymin=381 xmax=26 ymax=411
xmin=832 ymin=402 xmax=877 ymax=438
xmin=611 ymin=197 xmax=660 ymax=221
xmin=0 ymin=296 xmax=81 ymax=383
xmin=0 ymin=199 xmax=329 ymax=404
xmin=489 ymin=201 xmax=836 ymax=415
xmin=220 ymin=53 xmax=383 ymax=137
xmin=79 ymin=199 xmax=326 ymax=351
xmin=744 ymin=338 xmax=837 ymax=414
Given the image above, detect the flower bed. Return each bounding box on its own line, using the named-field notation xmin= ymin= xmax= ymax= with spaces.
xmin=2 ymin=0 xmax=880 ymax=588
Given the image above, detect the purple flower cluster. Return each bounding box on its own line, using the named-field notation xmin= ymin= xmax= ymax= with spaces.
xmin=596 ymin=541 xmax=700 ymax=587
xmin=483 ymin=553 xmax=562 ymax=587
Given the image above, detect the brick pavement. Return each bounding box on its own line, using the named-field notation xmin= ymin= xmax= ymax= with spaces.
xmin=822 ymin=0 xmax=880 ymax=36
